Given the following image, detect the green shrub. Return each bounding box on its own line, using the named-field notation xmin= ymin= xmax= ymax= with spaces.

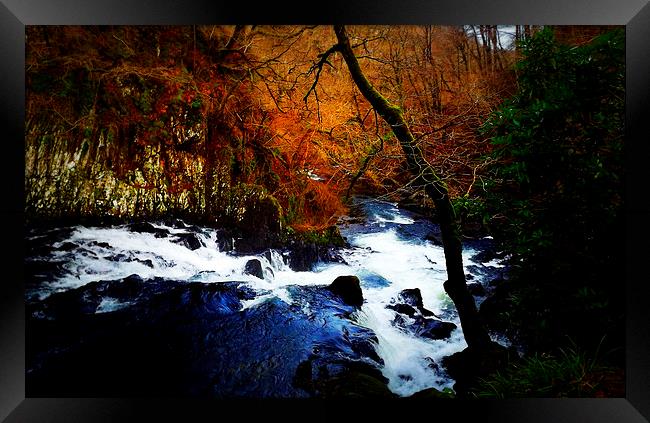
xmin=478 ymin=27 xmax=625 ymax=353
xmin=472 ymin=342 xmax=621 ymax=398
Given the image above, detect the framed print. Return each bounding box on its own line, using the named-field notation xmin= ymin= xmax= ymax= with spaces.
xmin=1 ymin=0 xmax=649 ymax=421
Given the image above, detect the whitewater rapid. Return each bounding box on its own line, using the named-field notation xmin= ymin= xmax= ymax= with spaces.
xmin=25 ymin=198 xmax=507 ymax=396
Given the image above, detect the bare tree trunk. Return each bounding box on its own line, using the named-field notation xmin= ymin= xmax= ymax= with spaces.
xmin=516 ymin=25 xmax=521 ymax=46
xmin=333 ymin=25 xmax=492 ymax=351
xmin=469 ymin=26 xmax=483 ymax=72
xmin=225 ymin=25 xmax=248 ymax=50
xmin=489 ymin=26 xmax=503 ymax=71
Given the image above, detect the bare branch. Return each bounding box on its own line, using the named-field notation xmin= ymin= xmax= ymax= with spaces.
xmin=303 ymin=44 xmax=340 ymax=104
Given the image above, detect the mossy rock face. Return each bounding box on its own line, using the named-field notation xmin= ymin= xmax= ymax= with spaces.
xmin=236 ymin=192 xmax=284 ymax=253
xmin=322 ymin=225 xmax=347 ymax=247
xmin=442 ymin=343 xmax=517 ymax=397
xmin=283 ymin=225 xmax=348 ymax=271
xmin=288 ymin=225 xmax=347 ymax=248
xmin=243 ymin=194 xmax=282 ymax=233
xmin=294 ymin=359 xmax=396 ymax=399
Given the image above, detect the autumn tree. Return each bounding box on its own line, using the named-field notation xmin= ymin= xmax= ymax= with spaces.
xmin=308 ymin=25 xmax=495 ymax=351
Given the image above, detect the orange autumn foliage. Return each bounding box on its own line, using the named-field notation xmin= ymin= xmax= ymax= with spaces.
xmin=26 ymin=25 xmax=521 ymax=231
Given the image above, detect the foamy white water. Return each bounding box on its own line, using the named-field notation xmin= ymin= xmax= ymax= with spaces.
xmin=27 ymin=199 xmax=507 ymax=396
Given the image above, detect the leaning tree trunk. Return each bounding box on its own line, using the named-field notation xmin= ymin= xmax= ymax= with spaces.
xmin=333 ymin=25 xmax=492 ymax=351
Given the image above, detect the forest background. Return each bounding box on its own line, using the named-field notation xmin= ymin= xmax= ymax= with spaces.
xmin=25 ymin=24 xmax=625 ymax=397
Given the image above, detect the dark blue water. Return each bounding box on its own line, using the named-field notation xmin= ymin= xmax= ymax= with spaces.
xmin=25 ymin=198 xmax=507 ymax=397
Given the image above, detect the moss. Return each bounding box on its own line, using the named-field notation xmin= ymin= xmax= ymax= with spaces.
xmin=285 ymin=225 xmax=346 ymax=248
xmin=471 ymin=343 xmax=622 ymax=398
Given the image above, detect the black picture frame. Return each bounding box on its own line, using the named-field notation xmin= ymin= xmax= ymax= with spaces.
xmin=2 ymin=0 xmax=649 ymax=421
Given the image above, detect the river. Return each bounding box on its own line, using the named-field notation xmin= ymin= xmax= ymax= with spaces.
xmin=25 ymin=197 xmax=507 ymax=397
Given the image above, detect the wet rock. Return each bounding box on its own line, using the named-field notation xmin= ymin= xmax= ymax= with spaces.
xmin=172 ymin=282 xmax=246 ymax=315
xmin=244 ymin=259 xmax=265 ymax=279
xmin=417 ymin=318 xmax=457 ymax=340
xmin=391 ymin=312 xmax=457 ymax=340
xmin=285 ymin=243 xmax=346 ymax=272
xmin=398 ymin=288 xmax=423 ymax=306
xmin=128 ymin=222 xmax=169 ymax=238
xmin=327 ymin=276 xmax=363 ymax=307
xmin=396 ymin=288 xmax=436 ymax=317
xmin=471 ymin=248 xmax=502 ymax=264
xmin=235 ymin=194 xmax=283 ymax=253
xmin=263 ymin=250 xmax=274 ymax=264
xmin=215 ymin=229 xmax=234 ymax=252
xmin=287 ymin=241 xmax=320 ymax=271
xmin=284 ymin=226 xmax=348 ymax=272
xmin=24 ymin=260 xmax=68 ymax=294
xmin=25 ymin=226 xmax=76 ymax=257
xmin=122 ymin=273 xmax=145 ymax=284
xmin=160 ymin=217 xmax=188 ymax=229
xmin=442 ymin=343 xmax=516 ymax=396
xmin=105 ymin=254 xmax=153 ymax=268
xmin=106 ymin=253 xmax=128 ymax=262
xmin=135 ymin=258 xmax=154 ymax=268
xmin=477 ymin=277 xmax=516 ymax=332
xmin=174 ymin=232 xmax=203 ymax=250
xmin=54 ymin=242 xmax=78 ymax=252
xmin=340 ymin=216 xmax=365 ymax=225
xmin=467 ymin=282 xmax=486 ymax=297
xmin=387 ymin=303 xmax=417 ymax=317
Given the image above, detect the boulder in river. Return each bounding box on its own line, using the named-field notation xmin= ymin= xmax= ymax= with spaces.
xmin=287 ymin=241 xmax=320 ymax=271
xmin=389 ymin=288 xmax=456 ymax=340
xmin=173 ymin=233 xmax=204 ymax=250
xmin=128 ymin=222 xmax=169 ymax=238
xmin=417 ymin=318 xmax=457 ymax=340
xmin=386 ymin=303 xmax=417 ymax=317
xmin=244 ymin=259 xmax=265 ymax=279
xmin=327 ymin=276 xmax=363 ymax=307
xmin=395 ymin=288 xmax=436 ymax=317
xmin=393 ymin=314 xmax=457 ymax=340
xmin=54 ymin=241 xmax=78 ymax=252
xmin=215 ymin=229 xmax=235 ymax=252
